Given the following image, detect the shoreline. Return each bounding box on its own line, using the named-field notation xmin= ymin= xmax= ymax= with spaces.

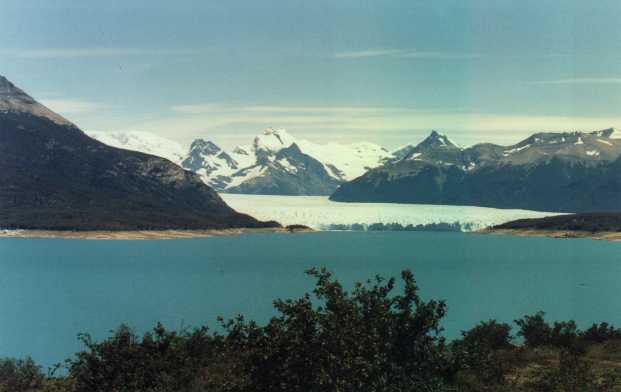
xmin=478 ymin=228 xmax=621 ymax=241
xmin=0 ymin=227 xmax=313 ymax=240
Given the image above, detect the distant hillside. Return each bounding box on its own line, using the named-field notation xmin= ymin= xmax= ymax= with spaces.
xmin=493 ymin=213 xmax=621 ymax=232
xmin=331 ymin=129 xmax=621 ymax=213
xmin=0 ymin=76 xmax=278 ymax=230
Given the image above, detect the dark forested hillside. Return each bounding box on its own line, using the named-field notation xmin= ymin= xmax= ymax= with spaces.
xmin=493 ymin=212 xmax=621 ymax=232
xmin=331 ymin=130 xmax=621 ymax=213
xmin=0 ymin=76 xmax=278 ymax=230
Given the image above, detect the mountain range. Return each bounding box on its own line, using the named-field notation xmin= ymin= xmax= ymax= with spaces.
xmin=89 ymin=127 xmax=621 ymax=213
xmin=0 ymin=76 xmax=277 ymax=230
xmin=331 ymin=129 xmax=621 ymax=212
xmin=88 ymin=128 xmax=391 ymax=195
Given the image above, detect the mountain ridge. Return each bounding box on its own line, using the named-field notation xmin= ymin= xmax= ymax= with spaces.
xmin=330 ymin=128 xmax=621 ymax=213
xmin=88 ymin=126 xmax=621 ymax=205
xmin=0 ymin=76 xmax=277 ymax=230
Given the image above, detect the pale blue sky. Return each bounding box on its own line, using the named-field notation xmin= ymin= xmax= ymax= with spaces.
xmin=2 ymin=0 xmax=621 ymax=148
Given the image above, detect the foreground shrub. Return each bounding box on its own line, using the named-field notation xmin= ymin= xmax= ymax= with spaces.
xmin=218 ymin=267 xmax=449 ymax=392
xmin=449 ymin=320 xmax=514 ymax=390
xmin=0 ymin=357 xmax=44 ymax=392
xmin=68 ymin=323 xmax=216 ymax=392
xmin=459 ymin=320 xmax=514 ymax=351
xmin=515 ymin=312 xmax=553 ymax=347
xmin=582 ymin=322 xmax=621 ymax=343
xmin=515 ymin=312 xmax=588 ymax=352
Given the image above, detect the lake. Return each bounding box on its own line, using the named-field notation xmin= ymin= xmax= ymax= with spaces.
xmin=1 ymin=231 xmax=621 ymax=369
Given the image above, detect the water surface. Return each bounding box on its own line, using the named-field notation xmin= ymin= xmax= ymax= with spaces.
xmin=1 ymin=231 xmax=620 ymax=368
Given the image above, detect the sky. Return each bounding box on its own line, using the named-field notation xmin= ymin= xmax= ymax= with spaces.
xmin=2 ymin=0 xmax=621 ymax=149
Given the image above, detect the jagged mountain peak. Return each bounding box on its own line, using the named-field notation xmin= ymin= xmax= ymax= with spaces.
xmin=0 ymin=75 xmax=37 ymax=104
xmin=182 ymin=138 xmax=238 ymax=175
xmin=189 ymin=139 xmax=222 ymax=155
xmin=0 ymin=75 xmax=23 ymax=93
xmin=593 ymin=127 xmax=621 ymax=139
xmin=0 ymin=75 xmax=72 ymax=126
xmin=386 ymin=130 xmax=462 ymax=164
xmin=332 ymin=126 xmax=621 ymax=211
xmin=263 ymin=127 xmax=287 ymax=136
xmin=254 ymin=128 xmax=296 ymax=152
xmin=285 ymin=141 xmax=303 ymax=153
xmin=177 ymin=128 xmax=391 ymax=194
xmin=417 ymin=130 xmax=458 ymax=149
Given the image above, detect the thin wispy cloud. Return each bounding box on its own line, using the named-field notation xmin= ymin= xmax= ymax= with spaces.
xmin=334 ymin=49 xmax=406 ymax=59
xmin=334 ymin=49 xmax=480 ymax=60
xmin=13 ymin=48 xmax=194 ymax=59
xmin=398 ymin=51 xmax=480 ymax=59
xmin=529 ymin=77 xmax=621 ymax=85
xmin=127 ymin=102 xmax=621 ymax=148
xmin=40 ymin=99 xmax=105 ymax=114
xmin=171 ymin=103 xmax=232 ymax=114
xmin=171 ymin=104 xmax=438 ymax=115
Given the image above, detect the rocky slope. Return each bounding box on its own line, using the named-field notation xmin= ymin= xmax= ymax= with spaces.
xmin=330 ymin=129 xmax=621 ymax=213
xmin=0 ymin=76 xmax=277 ymax=230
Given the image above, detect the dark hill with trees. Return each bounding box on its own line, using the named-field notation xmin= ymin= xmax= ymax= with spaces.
xmin=331 ymin=130 xmax=621 ymax=213
xmin=493 ymin=212 xmax=621 ymax=232
xmin=0 ymin=76 xmax=278 ymax=230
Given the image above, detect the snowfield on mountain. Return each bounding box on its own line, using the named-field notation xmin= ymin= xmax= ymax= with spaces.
xmin=87 ymin=131 xmax=187 ymax=164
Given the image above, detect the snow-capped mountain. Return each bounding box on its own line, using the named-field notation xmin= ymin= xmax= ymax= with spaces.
xmin=88 ymin=128 xmax=392 ymax=195
xmin=387 ymin=130 xmax=464 ymax=166
xmin=87 ymin=131 xmax=186 ymax=164
xmin=181 ymin=128 xmax=391 ymax=195
xmin=181 ymin=139 xmax=242 ymax=190
xmin=331 ymin=128 xmax=621 ymax=213
xmin=385 ymin=128 xmax=621 ymax=169
xmin=296 ymin=139 xmax=392 ymax=181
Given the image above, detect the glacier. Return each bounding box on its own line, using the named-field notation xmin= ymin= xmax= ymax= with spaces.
xmin=221 ymin=194 xmax=563 ymax=231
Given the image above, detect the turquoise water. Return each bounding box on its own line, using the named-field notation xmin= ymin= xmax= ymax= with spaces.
xmin=1 ymin=231 xmax=621 ymax=369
